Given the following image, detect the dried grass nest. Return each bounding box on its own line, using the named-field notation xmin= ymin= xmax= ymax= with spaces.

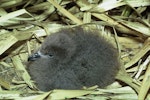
xmin=0 ymin=0 xmax=150 ymax=100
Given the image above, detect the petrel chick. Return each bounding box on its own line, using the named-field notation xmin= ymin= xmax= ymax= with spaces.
xmin=27 ymin=27 xmax=120 ymax=91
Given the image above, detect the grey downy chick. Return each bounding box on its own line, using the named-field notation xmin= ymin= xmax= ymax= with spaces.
xmin=27 ymin=27 xmax=120 ymax=91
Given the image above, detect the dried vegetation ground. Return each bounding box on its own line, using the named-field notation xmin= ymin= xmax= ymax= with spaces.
xmin=0 ymin=0 xmax=150 ymax=100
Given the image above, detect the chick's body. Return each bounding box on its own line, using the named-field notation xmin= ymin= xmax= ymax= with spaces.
xmin=28 ymin=27 xmax=120 ymax=91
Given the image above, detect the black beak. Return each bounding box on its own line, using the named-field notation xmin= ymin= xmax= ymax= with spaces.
xmin=28 ymin=52 xmax=41 ymax=61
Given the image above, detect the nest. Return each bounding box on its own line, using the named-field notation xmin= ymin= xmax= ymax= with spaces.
xmin=0 ymin=0 xmax=150 ymax=100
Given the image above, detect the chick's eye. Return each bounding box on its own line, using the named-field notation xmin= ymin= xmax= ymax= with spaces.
xmin=48 ymin=53 xmax=54 ymax=58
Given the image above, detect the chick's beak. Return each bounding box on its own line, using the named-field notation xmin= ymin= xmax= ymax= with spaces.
xmin=28 ymin=52 xmax=41 ymax=61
